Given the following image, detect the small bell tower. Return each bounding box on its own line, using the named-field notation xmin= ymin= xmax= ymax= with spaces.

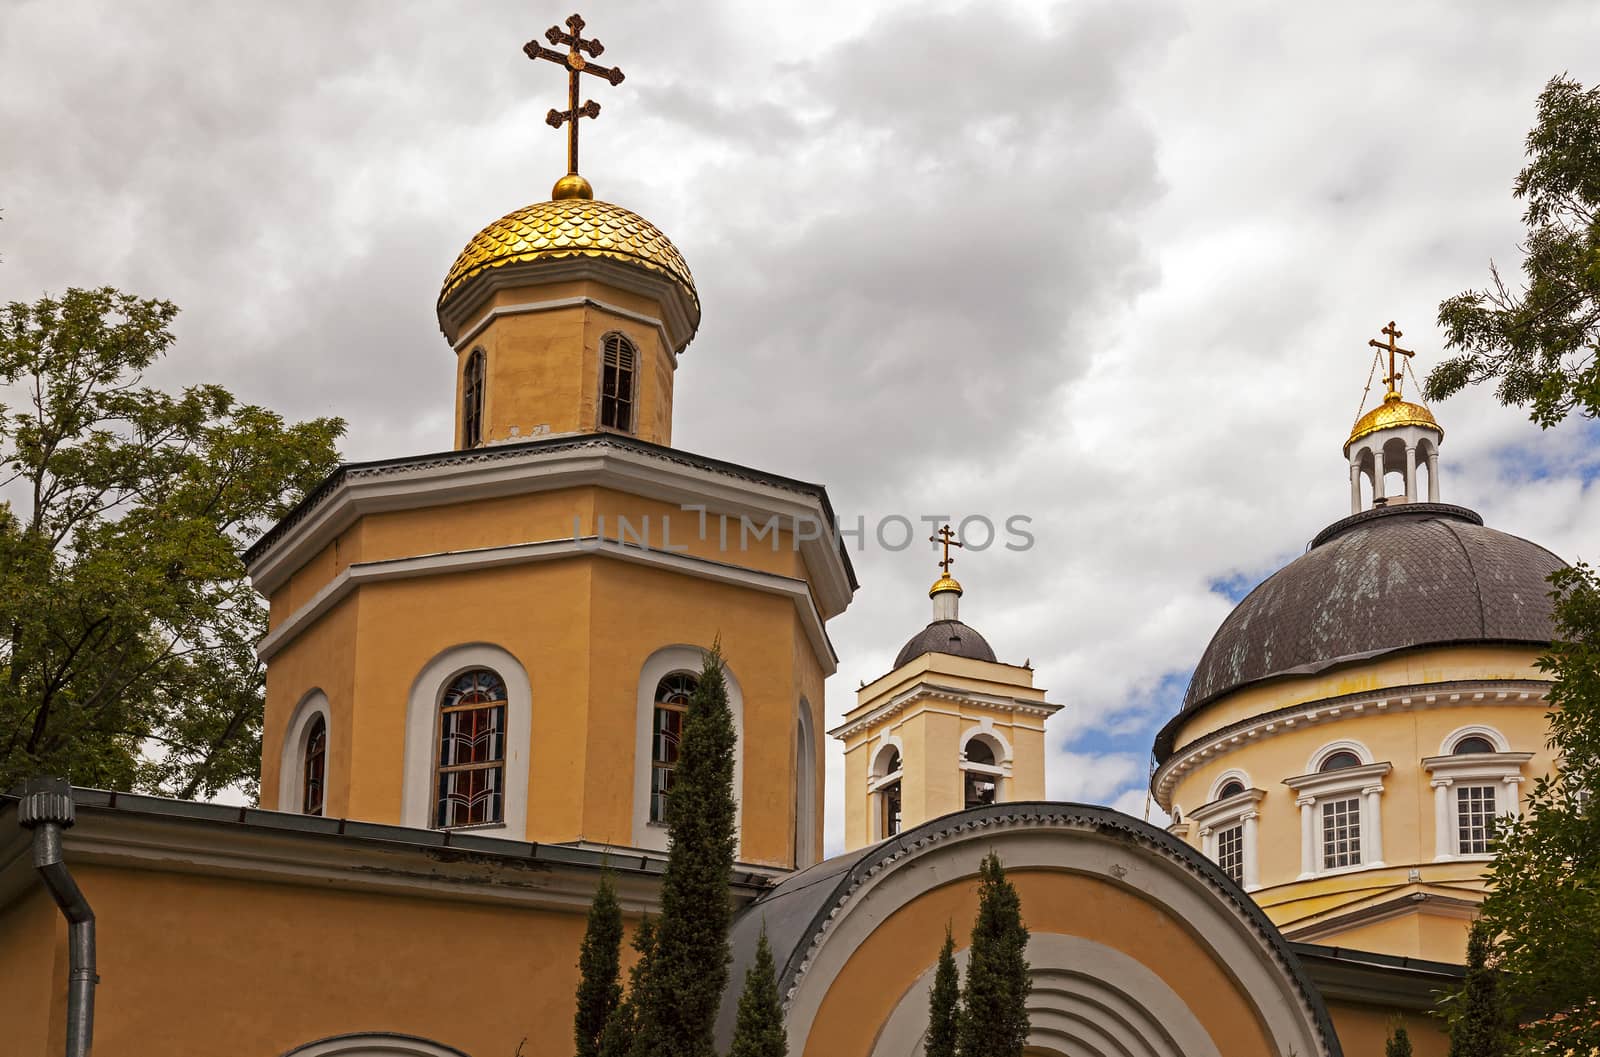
xmin=829 ymin=526 xmax=1063 ymax=850
xmin=1345 ymin=321 xmax=1444 ymax=513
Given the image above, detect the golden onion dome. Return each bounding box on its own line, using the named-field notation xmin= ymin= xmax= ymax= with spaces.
xmin=1347 ymin=391 xmax=1442 ymax=447
xmin=438 ymin=194 xmax=698 ymax=312
xmin=929 ymin=574 xmax=964 ymax=597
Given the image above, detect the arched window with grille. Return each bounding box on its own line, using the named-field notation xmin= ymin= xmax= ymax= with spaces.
xmin=462 ymin=348 xmax=486 ymax=448
xmin=650 ymin=672 xmax=698 ymax=824
xmin=600 ymin=333 xmax=636 ymax=432
xmin=435 ymin=668 xmax=507 ymax=828
xmin=302 ymin=715 xmax=327 ymax=816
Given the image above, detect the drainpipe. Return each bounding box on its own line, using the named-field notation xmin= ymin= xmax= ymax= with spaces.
xmin=18 ymin=777 xmax=96 ymax=1057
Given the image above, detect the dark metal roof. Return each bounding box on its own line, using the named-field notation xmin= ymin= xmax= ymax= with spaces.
xmin=1180 ymin=503 xmax=1564 ymax=717
xmin=893 ymin=619 xmax=998 ymax=668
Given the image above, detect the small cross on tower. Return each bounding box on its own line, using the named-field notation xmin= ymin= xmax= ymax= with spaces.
xmin=930 ymin=524 xmax=964 ymax=577
xmin=524 ymin=13 xmax=625 ymax=181
xmin=1368 ymin=320 xmax=1415 ymax=397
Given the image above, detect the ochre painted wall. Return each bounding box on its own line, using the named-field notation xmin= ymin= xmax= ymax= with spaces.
xmin=0 ymin=887 xmax=65 ymax=1057
xmin=1325 ymin=999 xmax=1448 ymax=1057
xmin=801 ymin=869 xmax=1277 ymax=1057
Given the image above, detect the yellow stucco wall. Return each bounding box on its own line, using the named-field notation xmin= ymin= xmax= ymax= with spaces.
xmin=1325 ymin=1000 xmax=1448 ymax=1057
xmin=802 ymin=870 xmax=1277 ymax=1057
xmin=0 ymin=887 xmax=64 ymax=1057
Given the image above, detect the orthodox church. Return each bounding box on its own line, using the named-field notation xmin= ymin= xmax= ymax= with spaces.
xmin=0 ymin=16 xmax=1569 ymax=1057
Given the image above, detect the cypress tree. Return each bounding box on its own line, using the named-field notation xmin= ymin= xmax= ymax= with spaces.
xmin=575 ymin=873 xmax=624 ymax=1057
xmin=1447 ymin=920 xmax=1508 ymax=1057
xmin=925 ymin=924 xmax=960 ymax=1057
xmin=598 ymin=917 xmax=655 ymax=1057
xmin=1385 ymin=1022 xmax=1414 ymax=1057
xmin=956 ymin=853 xmax=1031 ymax=1057
xmin=639 ymin=644 xmax=739 ymax=1057
xmin=729 ymin=927 xmax=787 ymax=1057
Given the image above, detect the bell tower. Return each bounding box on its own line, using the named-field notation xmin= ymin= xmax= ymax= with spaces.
xmin=830 ymin=528 xmax=1063 ymax=850
xmin=1344 ymin=321 xmax=1444 ymax=512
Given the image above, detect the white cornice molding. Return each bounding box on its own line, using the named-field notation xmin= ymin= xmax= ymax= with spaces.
xmin=452 ymin=295 xmax=677 ymax=365
xmin=1421 ymin=752 xmax=1534 ymax=781
xmin=1151 ymin=681 xmax=1551 ymax=808
xmin=1283 ymin=761 xmax=1394 ymax=801
xmin=258 ymin=536 xmax=839 ymax=675
xmin=245 ymin=439 xmax=855 ymax=623
xmin=827 ymin=681 xmax=1062 ymax=740
xmin=1186 ymin=787 xmax=1267 ymax=828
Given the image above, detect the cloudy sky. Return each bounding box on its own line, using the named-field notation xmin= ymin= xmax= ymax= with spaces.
xmin=5 ymin=0 xmax=1598 ymax=851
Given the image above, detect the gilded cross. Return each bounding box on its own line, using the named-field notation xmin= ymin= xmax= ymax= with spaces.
xmin=930 ymin=525 xmax=964 ymax=576
xmin=1368 ymin=320 xmax=1414 ymax=396
xmin=523 ymin=13 xmax=625 ymax=178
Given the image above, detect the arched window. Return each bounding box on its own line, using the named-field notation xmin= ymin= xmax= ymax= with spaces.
xmin=435 ymin=668 xmax=507 ymax=829
xmin=1453 ymin=735 xmax=1496 ymax=755
xmin=1218 ymin=779 xmax=1246 ymax=800
xmin=302 ymin=715 xmax=327 ymax=816
xmin=600 ymin=333 xmax=636 ymax=432
xmin=650 ymin=672 xmax=698 ymax=824
xmin=961 ymin=737 xmax=1002 ymax=810
xmin=1319 ymin=750 xmax=1362 ymax=772
xmin=462 ymin=348 xmax=486 ymax=448
xmin=872 ymin=744 xmax=904 ymax=839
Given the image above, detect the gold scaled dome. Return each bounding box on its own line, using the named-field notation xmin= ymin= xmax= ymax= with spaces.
xmin=1347 ymin=391 xmax=1442 ymax=447
xmin=438 ymin=196 xmax=698 ymax=311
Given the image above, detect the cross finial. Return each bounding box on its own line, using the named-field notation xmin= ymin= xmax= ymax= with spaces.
xmin=523 ymin=12 xmax=625 ymax=197
xmin=930 ymin=525 xmax=964 ymax=576
xmin=1367 ymin=320 xmax=1414 ymax=398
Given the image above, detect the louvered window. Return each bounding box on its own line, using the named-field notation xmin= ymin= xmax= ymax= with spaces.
xmin=600 ymin=334 xmax=636 ymax=432
xmin=462 ymin=348 xmax=486 ymax=448
xmin=435 ymin=669 xmax=507 ymax=828
xmin=302 ymin=715 xmax=326 ymax=816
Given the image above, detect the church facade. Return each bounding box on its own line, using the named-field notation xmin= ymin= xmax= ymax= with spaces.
xmin=0 ymin=20 xmax=1569 ymax=1057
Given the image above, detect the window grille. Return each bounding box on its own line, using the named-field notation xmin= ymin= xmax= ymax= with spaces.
xmin=435 ymin=668 xmax=507 ymax=828
xmin=462 ymin=349 xmax=486 ymax=448
xmin=302 ymin=715 xmax=326 ymax=817
xmin=1321 ymin=797 xmax=1362 ymax=868
xmin=1216 ymin=824 xmax=1244 ymax=884
xmin=650 ymin=672 xmax=697 ymax=824
xmin=600 ymin=334 xmax=636 ymax=432
xmin=1457 ymin=785 xmax=1496 ymax=854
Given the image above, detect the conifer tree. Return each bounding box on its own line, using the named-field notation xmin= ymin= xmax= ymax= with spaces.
xmin=638 ymin=644 xmax=739 ymax=1057
xmin=575 ymin=873 xmax=624 ymax=1057
xmin=1385 ymin=1022 xmax=1414 ymax=1057
xmin=955 ymin=853 xmax=1031 ymax=1057
xmin=1445 ymin=921 xmax=1508 ymax=1057
xmin=925 ymin=924 xmax=960 ymax=1057
xmin=729 ymin=927 xmax=787 ymax=1057
xmin=598 ymin=917 xmax=655 ymax=1057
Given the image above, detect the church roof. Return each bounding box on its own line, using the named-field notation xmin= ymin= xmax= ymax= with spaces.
xmin=893 ymin=619 xmax=998 ymax=668
xmin=437 ymin=196 xmax=698 ymax=313
xmin=1169 ymin=503 xmax=1564 ymax=747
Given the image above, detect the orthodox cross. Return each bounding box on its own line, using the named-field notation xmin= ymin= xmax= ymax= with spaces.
xmin=930 ymin=525 xmax=964 ymax=576
xmin=1368 ymin=320 xmax=1414 ymax=396
xmin=523 ymin=13 xmax=625 ymax=177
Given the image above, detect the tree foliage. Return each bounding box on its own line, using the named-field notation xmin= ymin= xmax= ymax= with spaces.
xmin=0 ymin=288 xmax=343 ymax=798
xmin=1386 ymin=1022 xmax=1415 ymax=1057
xmin=597 ymin=917 xmax=656 ymax=1057
xmin=729 ymin=927 xmax=787 ymax=1057
xmin=575 ymin=873 xmax=625 ymax=1057
xmin=955 ymin=853 xmax=1030 ymax=1057
xmin=925 ymin=924 xmax=960 ymax=1057
xmin=1427 ymin=75 xmax=1600 ymax=426
xmin=636 ymin=644 xmax=738 ymax=1057
xmin=1472 ymin=563 xmax=1600 ymax=1054
xmin=1444 ymin=921 xmax=1510 ymax=1057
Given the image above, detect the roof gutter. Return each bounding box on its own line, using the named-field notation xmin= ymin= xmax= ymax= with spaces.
xmin=18 ymin=777 xmax=96 ymax=1057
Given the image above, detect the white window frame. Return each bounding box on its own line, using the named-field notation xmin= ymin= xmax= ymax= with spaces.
xmin=1284 ymin=741 xmax=1391 ymax=878
xmin=1187 ymin=772 xmax=1265 ymax=890
xmin=795 ymin=696 xmax=818 ymax=869
xmin=959 ymin=725 xmax=1011 ymax=809
xmin=1423 ymin=727 xmax=1531 ymax=861
xmin=631 ymin=645 xmax=744 ymax=853
xmin=277 ymin=689 xmax=332 ymax=815
xmin=868 ymin=736 xmax=905 ymax=841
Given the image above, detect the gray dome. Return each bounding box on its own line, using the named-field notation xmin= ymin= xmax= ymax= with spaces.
xmin=1181 ymin=503 xmax=1565 ymax=717
xmin=894 ymin=619 xmax=998 ymax=668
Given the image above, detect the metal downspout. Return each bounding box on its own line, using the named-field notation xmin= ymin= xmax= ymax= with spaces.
xmin=18 ymin=777 xmax=97 ymax=1057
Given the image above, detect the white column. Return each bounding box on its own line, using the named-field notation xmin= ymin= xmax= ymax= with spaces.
xmin=1363 ymin=785 xmax=1384 ymax=865
xmin=1432 ymin=779 xmax=1453 ymax=861
xmin=1404 ymin=445 xmax=1417 ymax=501
xmin=1298 ymin=798 xmax=1316 ymax=878
xmin=1350 ymin=462 xmax=1362 ymax=514
xmin=1505 ymin=776 xmax=1523 ymax=818
xmin=1199 ymin=826 xmax=1212 ymax=859
xmin=1374 ymin=449 xmax=1386 ymax=503
xmin=1427 ymin=452 xmax=1440 ymax=502
xmin=1242 ymin=811 xmax=1261 ymax=890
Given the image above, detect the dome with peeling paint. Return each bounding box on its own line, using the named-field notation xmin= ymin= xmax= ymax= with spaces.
xmin=1179 ymin=503 xmax=1565 ymax=719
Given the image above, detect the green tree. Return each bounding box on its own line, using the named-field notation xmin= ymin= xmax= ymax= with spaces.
xmin=597 ymin=916 xmax=656 ymax=1057
xmin=729 ymin=926 xmax=786 ymax=1057
xmin=1386 ymin=1021 xmax=1414 ymax=1057
xmin=1471 ymin=562 xmax=1600 ymax=1054
xmin=1444 ymin=921 xmax=1509 ymax=1057
xmin=925 ymin=924 xmax=960 ymax=1057
xmin=638 ymin=644 xmax=738 ymax=1057
xmin=1426 ymin=75 xmax=1600 ymax=426
xmin=575 ymin=873 xmax=625 ymax=1057
xmin=955 ymin=853 xmax=1030 ymax=1057
xmin=0 ymin=287 xmax=343 ymax=798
